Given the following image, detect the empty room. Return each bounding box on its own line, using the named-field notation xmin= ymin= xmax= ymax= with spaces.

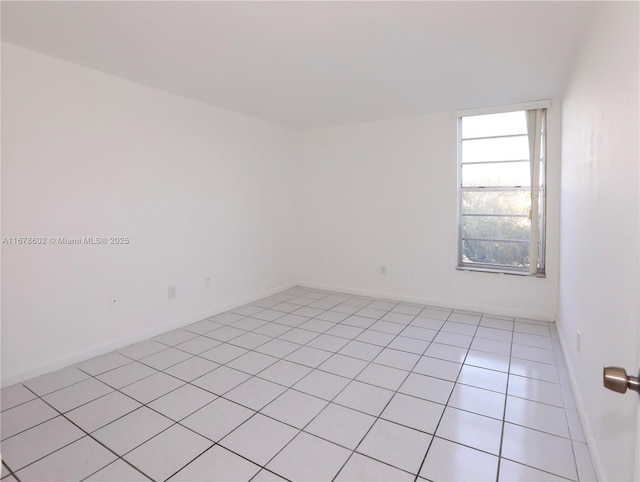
xmin=1 ymin=1 xmax=638 ymax=481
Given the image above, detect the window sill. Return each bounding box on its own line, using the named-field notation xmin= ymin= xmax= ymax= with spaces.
xmin=456 ymin=265 xmax=546 ymax=278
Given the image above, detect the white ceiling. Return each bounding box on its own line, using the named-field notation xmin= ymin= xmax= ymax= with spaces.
xmin=2 ymin=1 xmax=595 ymax=130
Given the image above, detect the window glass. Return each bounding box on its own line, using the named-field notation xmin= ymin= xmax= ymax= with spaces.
xmin=457 ymin=107 xmax=546 ymax=274
xmin=461 ymin=191 xmax=530 ymax=215
xmin=462 ymin=240 xmax=530 ymax=267
xmin=461 ymin=136 xmax=529 ymax=163
xmin=461 ymin=111 xmax=527 ymax=138
xmin=462 ymin=162 xmax=530 ymax=187
xmin=462 ymin=216 xmax=531 ymax=242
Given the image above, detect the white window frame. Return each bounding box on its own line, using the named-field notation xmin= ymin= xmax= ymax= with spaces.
xmin=455 ymin=101 xmax=549 ymax=276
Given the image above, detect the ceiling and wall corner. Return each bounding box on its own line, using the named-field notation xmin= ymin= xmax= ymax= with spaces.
xmin=294 ymin=104 xmax=562 ymax=320
xmin=0 ymin=0 xmax=600 ymax=386
xmin=3 ymin=3 xmax=638 ymax=479
xmin=1 ymin=1 xmax=595 ymax=130
xmin=1 ymin=42 xmax=298 ymax=385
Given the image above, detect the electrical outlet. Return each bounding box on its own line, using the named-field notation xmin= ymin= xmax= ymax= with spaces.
xmin=576 ymin=330 xmax=581 ymax=352
xmin=168 ymin=286 xmax=177 ymax=299
xmin=205 ymin=277 xmax=211 ymax=288
xmin=380 ymin=265 xmax=387 ymax=276
xmin=109 ymin=296 xmax=117 ymax=310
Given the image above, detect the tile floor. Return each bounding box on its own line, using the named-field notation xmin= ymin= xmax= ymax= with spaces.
xmin=1 ymin=287 xmax=597 ymax=481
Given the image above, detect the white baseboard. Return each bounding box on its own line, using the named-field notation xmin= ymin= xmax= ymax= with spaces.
xmin=2 ymin=280 xmax=554 ymax=387
xmin=298 ymin=281 xmax=556 ymax=322
xmin=1 ymin=281 xmax=295 ymax=388
xmin=555 ymin=325 xmax=606 ymax=481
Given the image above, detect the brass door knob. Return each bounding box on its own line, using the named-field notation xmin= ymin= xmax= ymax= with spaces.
xmin=603 ymin=367 xmax=640 ymax=394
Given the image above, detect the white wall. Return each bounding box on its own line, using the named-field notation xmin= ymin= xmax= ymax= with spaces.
xmin=558 ymin=2 xmax=639 ymax=480
xmin=0 ymin=34 xmax=578 ymax=387
xmin=1 ymin=44 xmax=296 ymax=385
xmin=296 ymin=109 xmax=561 ymax=320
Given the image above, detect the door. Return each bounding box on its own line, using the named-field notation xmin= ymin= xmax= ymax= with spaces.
xmin=637 ymin=243 xmax=640 ymax=482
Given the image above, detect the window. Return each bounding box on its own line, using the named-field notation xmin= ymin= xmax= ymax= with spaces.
xmin=457 ymin=105 xmax=547 ymax=275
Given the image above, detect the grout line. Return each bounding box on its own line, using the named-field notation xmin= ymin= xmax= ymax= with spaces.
xmin=495 ymin=312 xmax=517 ymax=481
xmin=108 ymin=292 xmax=364 ymax=479
xmin=1 ymin=287 xmax=587 ymax=481
xmin=262 ymin=304 xmax=419 ymax=479
xmin=12 ymin=385 xmax=155 ymax=482
xmin=211 ymin=292 xmax=570 ymax=480
xmin=412 ymin=310 xmax=483 ymax=482
xmin=181 ymin=295 xmax=409 ymax=479
xmin=257 ymin=308 xmax=403 ymax=465
xmin=1 ymin=461 xmax=20 ymax=482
